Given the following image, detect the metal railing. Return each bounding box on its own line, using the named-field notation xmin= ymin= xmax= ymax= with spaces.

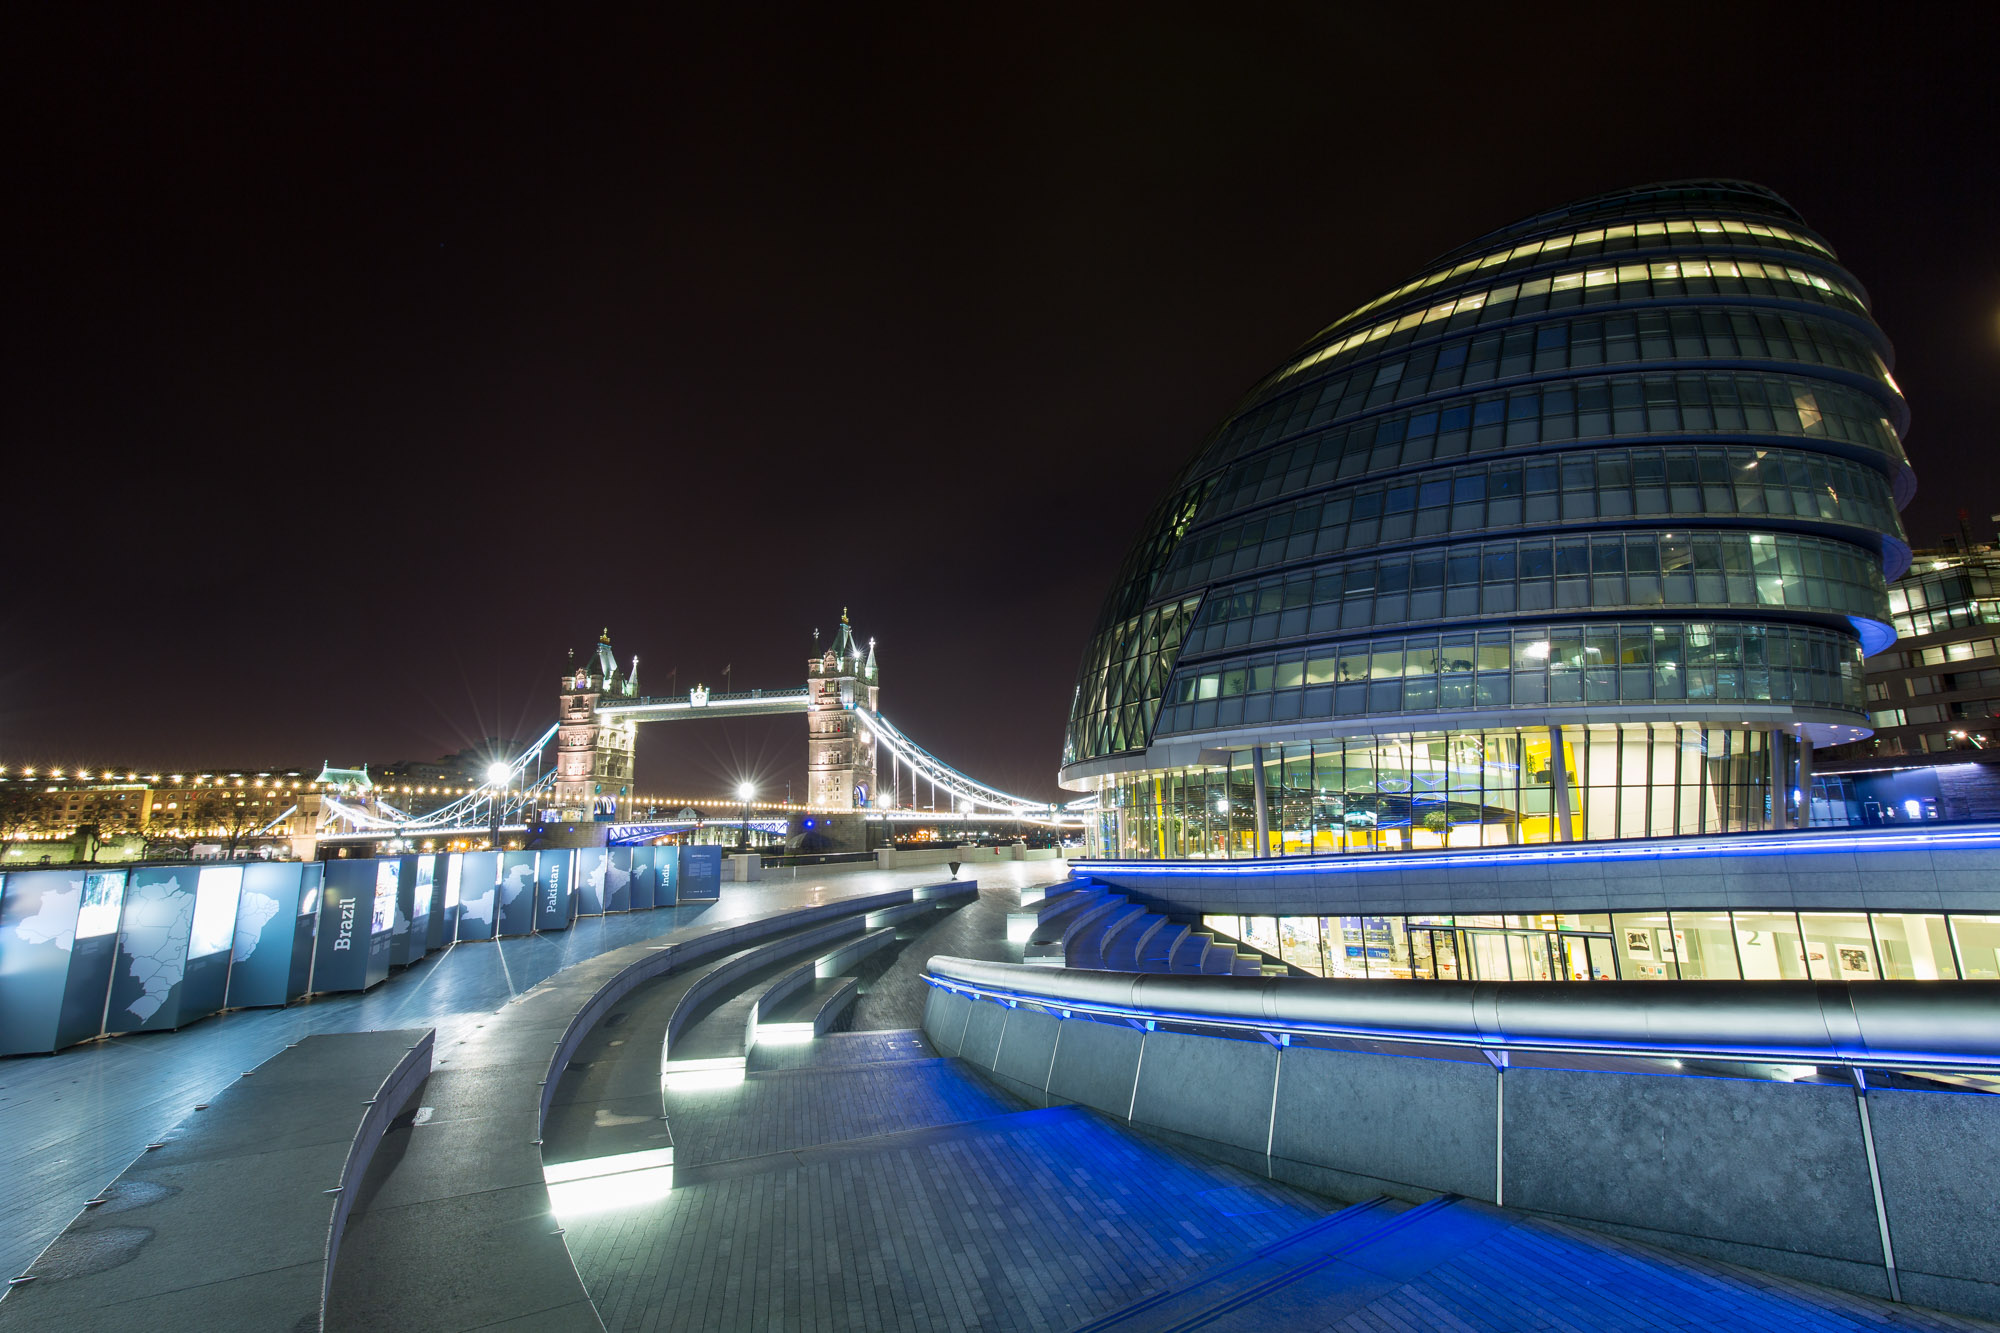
xmin=922 ymin=955 xmax=2000 ymax=1075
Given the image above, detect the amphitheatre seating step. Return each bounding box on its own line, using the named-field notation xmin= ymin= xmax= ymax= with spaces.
xmin=808 ymin=924 xmax=902 ymax=978
xmin=1028 ymin=887 xmax=1109 ymax=943
xmin=0 ymin=1029 xmax=433 ymax=1333
xmin=911 ymin=878 xmax=979 ymax=904
xmin=1102 ymin=910 xmax=1162 ymax=970
xmin=1016 ymin=876 xmax=1089 ymax=907
xmin=665 ymin=952 xmax=844 ymax=1072
xmin=542 ymin=914 xmax=879 ymax=1176
xmin=667 ymin=921 xmax=907 ymax=1072
xmin=754 ymin=976 xmax=859 ymax=1040
xmin=865 ymin=900 xmax=940 ymax=930
xmin=1137 ymin=921 xmax=1188 ymax=971
xmin=1198 ymin=935 xmax=1240 ymax=974
xmin=1070 ymin=900 xmax=1146 ymax=967
xmin=325 ymin=885 xmax=917 ymax=1331
xmin=657 ymin=916 xmax=868 ymax=1072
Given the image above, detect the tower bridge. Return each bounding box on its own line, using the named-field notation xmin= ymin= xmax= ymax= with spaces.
xmin=310 ymin=610 xmax=1088 ymax=849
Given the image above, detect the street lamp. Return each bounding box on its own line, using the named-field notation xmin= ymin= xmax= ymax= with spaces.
xmin=736 ymin=780 xmax=755 ymax=851
xmin=487 ymin=761 xmax=511 ymax=851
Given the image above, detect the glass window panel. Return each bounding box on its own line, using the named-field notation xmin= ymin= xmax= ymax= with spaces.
xmin=1612 ymin=912 xmax=1677 ymax=979
xmin=1238 ymin=914 xmax=1280 ymax=955
xmin=1277 ymin=917 xmax=1325 ymax=975
xmin=1948 ymin=915 xmax=2000 ymax=980
xmin=1870 ymin=913 xmax=1956 ymax=980
xmin=1799 ymin=912 xmax=1877 ymax=981
xmin=1733 ymin=911 xmax=1808 ymax=979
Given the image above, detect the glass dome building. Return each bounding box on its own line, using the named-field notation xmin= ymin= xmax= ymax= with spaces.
xmin=1063 ymin=181 xmax=1914 ymax=859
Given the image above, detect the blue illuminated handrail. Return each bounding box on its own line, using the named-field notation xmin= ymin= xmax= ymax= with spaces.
xmin=922 ymin=955 xmax=2000 ymax=1074
xmin=1081 ymin=822 xmax=2000 ymax=877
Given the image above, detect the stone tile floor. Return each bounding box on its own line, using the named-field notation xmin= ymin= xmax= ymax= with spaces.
xmin=560 ymin=1029 xmax=1334 ymax=1332
xmin=1312 ymin=1204 xmax=2000 ymax=1333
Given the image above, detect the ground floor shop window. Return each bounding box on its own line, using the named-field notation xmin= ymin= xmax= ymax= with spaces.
xmin=1199 ymin=908 xmax=1994 ymax=982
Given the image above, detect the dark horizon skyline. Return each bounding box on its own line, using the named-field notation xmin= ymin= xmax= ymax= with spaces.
xmin=6 ymin=7 xmax=1998 ymax=803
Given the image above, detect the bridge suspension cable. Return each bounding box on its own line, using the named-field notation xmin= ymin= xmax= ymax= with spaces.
xmin=317 ymin=724 xmax=560 ymax=837
xmin=857 ymin=708 xmax=1058 ymax=815
xmin=316 ymin=710 xmax=1078 ymax=838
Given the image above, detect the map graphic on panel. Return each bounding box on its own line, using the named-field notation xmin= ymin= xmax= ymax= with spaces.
xmin=111 ymin=869 xmax=197 ymax=1029
xmin=234 ymin=884 xmax=283 ymax=959
xmin=8 ymin=872 xmax=84 ymax=951
xmin=501 ymin=862 xmax=534 ymax=908
xmin=0 ymin=870 xmax=87 ymax=1054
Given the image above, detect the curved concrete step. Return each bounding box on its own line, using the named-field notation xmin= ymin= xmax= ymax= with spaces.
xmin=1058 ymin=894 xmax=1128 ymax=952
xmin=1018 ymin=875 xmax=1092 ymax=907
xmin=1029 ymin=887 xmax=1110 ymax=944
xmin=1136 ymin=921 xmax=1187 ymax=972
xmin=1197 ymin=935 xmax=1238 ymax=975
xmin=755 ymin=976 xmax=858 ymax=1042
xmin=1071 ymin=901 xmax=1147 ymax=968
xmin=662 ymin=917 xmax=871 ymax=1076
xmin=1104 ymin=913 xmax=1165 ymax=971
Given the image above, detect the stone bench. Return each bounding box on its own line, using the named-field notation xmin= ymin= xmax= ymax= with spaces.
xmin=0 ymin=1029 xmax=432 ymax=1332
xmin=661 ymin=918 xmax=872 ymax=1078
xmin=754 ymin=975 xmax=860 ymax=1041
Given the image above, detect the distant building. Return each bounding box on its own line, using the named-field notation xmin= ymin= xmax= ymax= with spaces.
xmin=1 ymin=767 xmax=317 ymax=863
xmin=553 ymin=629 xmax=639 ymax=820
xmin=0 ymin=761 xmax=490 ymax=863
xmin=1817 ymin=539 xmax=2000 ymax=822
xmin=806 ymin=609 xmax=879 ymax=809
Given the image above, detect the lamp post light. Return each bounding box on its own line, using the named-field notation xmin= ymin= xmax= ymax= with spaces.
xmin=486 ymin=761 xmax=512 ymax=851
xmin=736 ymin=780 xmax=755 ymax=851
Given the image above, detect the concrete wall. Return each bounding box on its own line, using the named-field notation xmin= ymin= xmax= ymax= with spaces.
xmin=925 ymin=988 xmax=2000 ymax=1321
xmin=1271 ymin=1046 xmax=1495 ymax=1204
xmin=1082 ymin=837 xmax=2000 ymax=919
xmin=876 ymin=844 xmax=1061 ymax=869
xmin=1869 ymin=1086 xmax=2000 ymax=1320
xmin=1503 ymin=1066 xmax=1887 ymax=1297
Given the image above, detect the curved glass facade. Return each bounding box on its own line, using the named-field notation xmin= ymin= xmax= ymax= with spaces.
xmin=1064 ymin=181 xmax=1913 ymax=856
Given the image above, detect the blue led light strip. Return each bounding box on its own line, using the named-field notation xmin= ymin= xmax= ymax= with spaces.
xmin=920 ymin=973 xmax=2000 ymax=1075
xmin=1086 ymin=824 xmax=2000 ymax=878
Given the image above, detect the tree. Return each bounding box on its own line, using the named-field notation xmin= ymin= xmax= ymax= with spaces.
xmin=0 ymin=784 xmax=57 ymax=859
xmin=145 ymin=789 xmax=268 ymax=858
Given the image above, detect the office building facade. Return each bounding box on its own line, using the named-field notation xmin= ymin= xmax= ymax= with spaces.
xmin=1061 ymin=181 xmax=1913 ymax=858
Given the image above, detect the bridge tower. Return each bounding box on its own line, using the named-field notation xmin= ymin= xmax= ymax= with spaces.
xmin=554 ymin=628 xmax=639 ymax=820
xmin=806 ymin=609 xmax=878 ymax=809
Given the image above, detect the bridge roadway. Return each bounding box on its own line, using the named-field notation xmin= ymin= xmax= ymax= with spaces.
xmin=0 ymin=860 xmax=1072 ymax=1289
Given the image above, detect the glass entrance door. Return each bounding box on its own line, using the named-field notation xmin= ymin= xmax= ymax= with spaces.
xmin=1412 ymin=928 xmax=1461 ymax=980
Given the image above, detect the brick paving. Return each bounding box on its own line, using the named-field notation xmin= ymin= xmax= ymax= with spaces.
xmin=560 ymin=1033 xmax=1332 ymax=1332
xmin=1311 ymin=1205 xmax=1999 ymax=1333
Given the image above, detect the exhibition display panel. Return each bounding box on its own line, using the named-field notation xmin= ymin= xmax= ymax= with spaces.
xmin=0 ymin=840 xmax=734 ymax=1055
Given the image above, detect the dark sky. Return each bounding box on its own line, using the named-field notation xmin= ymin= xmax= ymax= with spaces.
xmin=7 ymin=6 xmax=1998 ymax=802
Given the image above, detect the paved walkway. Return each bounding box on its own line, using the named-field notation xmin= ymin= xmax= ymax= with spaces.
xmin=1342 ymin=1208 xmax=2000 ymax=1332
xmin=1249 ymin=1198 xmax=1998 ymax=1332
xmin=846 ymin=872 xmax=1027 ymax=1032
xmin=559 ymin=1031 xmax=1333 ymax=1332
xmin=0 ymin=859 xmax=1070 ymax=1284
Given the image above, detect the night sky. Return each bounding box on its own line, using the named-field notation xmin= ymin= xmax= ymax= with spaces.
xmin=7 ymin=8 xmax=1998 ymax=803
